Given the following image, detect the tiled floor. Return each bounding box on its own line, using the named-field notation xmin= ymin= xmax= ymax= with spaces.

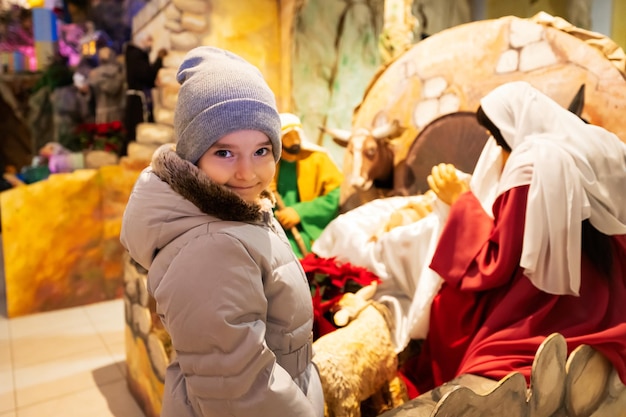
xmin=0 ymin=245 xmax=146 ymax=416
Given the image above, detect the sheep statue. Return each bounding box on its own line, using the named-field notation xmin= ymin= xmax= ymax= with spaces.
xmin=312 ymin=283 xmax=407 ymax=417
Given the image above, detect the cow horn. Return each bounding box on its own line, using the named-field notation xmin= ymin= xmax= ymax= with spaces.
xmin=319 ymin=125 xmax=352 ymax=147
xmin=371 ymin=119 xmax=401 ymax=139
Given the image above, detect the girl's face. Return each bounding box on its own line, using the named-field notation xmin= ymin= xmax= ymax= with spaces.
xmin=197 ymin=130 xmax=276 ymax=203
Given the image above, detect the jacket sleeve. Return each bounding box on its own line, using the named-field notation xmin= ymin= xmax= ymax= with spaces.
xmin=153 ymin=232 xmax=317 ymax=417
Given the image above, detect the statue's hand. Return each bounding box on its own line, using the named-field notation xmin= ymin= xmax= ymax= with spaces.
xmin=275 ymin=207 xmax=301 ymax=229
xmin=427 ymin=163 xmax=469 ymax=206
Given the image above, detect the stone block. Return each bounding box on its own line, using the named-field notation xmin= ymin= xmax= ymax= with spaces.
xmin=127 ymin=141 xmax=161 ymax=162
xmin=172 ymin=0 xmax=208 ymax=14
xmin=181 ymin=12 xmax=207 ymax=32
xmin=136 ymin=123 xmax=175 ymax=145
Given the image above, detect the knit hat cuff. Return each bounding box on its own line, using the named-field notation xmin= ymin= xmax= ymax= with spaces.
xmin=175 ymin=98 xmax=281 ymax=164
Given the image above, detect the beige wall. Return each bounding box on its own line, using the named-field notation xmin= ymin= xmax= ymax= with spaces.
xmin=485 ymin=0 xmax=625 ymax=53
xmin=485 ymin=0 xmax=567 ymax=20
xmin=202 ymin=0 xmax=282 ymax=105
xmin=613 ymin=0 xmax=626 ymax=51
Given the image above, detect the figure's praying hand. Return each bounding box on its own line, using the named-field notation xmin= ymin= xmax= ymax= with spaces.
xmin=427 ymin=163 xmax=469 ymax=206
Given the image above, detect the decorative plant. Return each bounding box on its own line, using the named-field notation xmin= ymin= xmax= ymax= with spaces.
xmin=75 ymin=120 xmax=125 ymax=153
xmin=299 ymin=253 xmax=381 ymax=339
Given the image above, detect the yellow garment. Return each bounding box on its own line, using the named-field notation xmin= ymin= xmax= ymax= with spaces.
xmin=273 ymin=149 xmax=343 ymax=202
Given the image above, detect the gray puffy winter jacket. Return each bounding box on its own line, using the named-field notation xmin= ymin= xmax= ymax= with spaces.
xmin=121 ymin=145 xmax=323 ymax=417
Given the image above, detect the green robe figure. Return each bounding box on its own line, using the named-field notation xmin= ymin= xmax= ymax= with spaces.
xmin=272 ymin=113 xmax=344 ymax=258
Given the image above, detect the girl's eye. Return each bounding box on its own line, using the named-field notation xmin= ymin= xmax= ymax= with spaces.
xmin=215 ymin=149 xmax=233 ymax=158
xmin=255 ymin=147 xmax=271 ymax=156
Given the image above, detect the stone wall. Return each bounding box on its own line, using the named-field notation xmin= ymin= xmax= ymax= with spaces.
xmin=123 ymin=255 xmax=169 ymax=417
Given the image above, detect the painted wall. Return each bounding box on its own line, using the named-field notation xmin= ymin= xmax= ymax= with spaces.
xmin=485 ymin=0 xmax=568 ymax=22
xmin=479 ymin=0 xmax=625 ymax=52
xmin=128 ymin=0 xmax=477 ymax=167
xmin=612 ymin=0 xmax=626 ymax=51
xmin=290 ymin=0 xmax=384 ymax=164
xmin=1 ymin=165 xmax=142 ymax=317
xmin=201 ymin=0 xmax=281 ymax=102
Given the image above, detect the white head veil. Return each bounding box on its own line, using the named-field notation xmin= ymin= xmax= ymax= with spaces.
xmin=479 ymin=81 xmax=626 ymax=296
xmin=469 ymin=136 xmax=504 ymax=218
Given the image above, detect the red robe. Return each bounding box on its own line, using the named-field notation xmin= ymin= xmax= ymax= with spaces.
xmin=407 ymin=185 xmax=626 ymax=394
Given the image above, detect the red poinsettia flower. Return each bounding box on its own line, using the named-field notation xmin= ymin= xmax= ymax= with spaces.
xmin=96 ymin=123 xmax=109 ymax=135
xmin=110 ymin=120 xmax=123 ymax=131
xmin=74 ymin=120 xmax=125 ymax=153
xmin=299 ymin=253 xmax=381 ymax=340
xmin=311 ymin=286 xmax=343 ymax=339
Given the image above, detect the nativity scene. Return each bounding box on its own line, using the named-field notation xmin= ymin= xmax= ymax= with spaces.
xmin=1 ymin=1 xmax=626 ymax=416
xmin=121 ymin=7 xmax=626 ymax=417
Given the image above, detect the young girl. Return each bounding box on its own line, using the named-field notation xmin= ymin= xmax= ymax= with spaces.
xmin=121 ymin=46 xmax=324 ymax=417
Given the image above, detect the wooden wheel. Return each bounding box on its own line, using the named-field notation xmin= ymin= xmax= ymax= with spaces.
xmin=397 ymin=111 xmax=489 ymax=196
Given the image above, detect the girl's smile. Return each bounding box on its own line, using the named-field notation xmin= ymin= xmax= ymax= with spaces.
xmin=197 ymin=130 xmax=276 ymax=203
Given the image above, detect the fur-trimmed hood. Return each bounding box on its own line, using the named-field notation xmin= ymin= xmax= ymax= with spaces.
xmin=151 ymin=144 xmax=276 ymax=221
xmin=121 ymin=144 xmax=276 ymax=269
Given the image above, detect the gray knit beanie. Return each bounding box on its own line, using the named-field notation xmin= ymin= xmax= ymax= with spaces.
xmin=174 ymin=47 xmax=282 ymax=164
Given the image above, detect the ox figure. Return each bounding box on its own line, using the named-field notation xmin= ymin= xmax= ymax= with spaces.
xmin=321 ymin=120 xmax=403 ymax=213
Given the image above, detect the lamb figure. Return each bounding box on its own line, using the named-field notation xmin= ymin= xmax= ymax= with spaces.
xmin=312 ymin=283 xmax=405 ymax=417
